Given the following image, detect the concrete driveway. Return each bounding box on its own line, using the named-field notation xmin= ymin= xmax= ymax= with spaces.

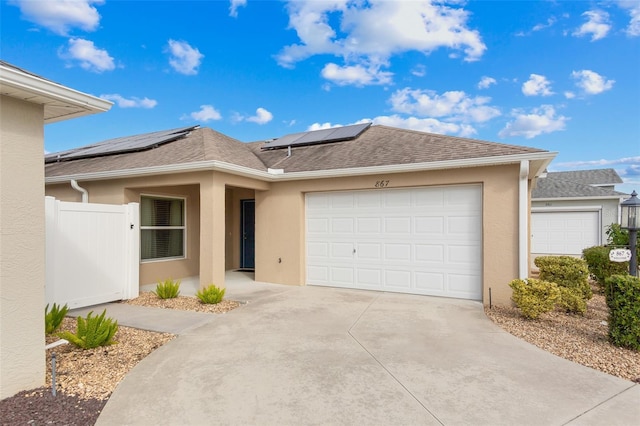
xmin=95 ymin=281 xmax=639 ymax=426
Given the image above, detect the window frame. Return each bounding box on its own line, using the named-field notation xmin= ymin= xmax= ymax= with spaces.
xmin=140 ymin=194 xmax=187 ymax=263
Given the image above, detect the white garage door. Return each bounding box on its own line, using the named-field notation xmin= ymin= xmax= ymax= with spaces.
xmin=306 ymin=185 xmax=482 ymax=300
xmin=531 ymin=211 xmax=600 ymax=256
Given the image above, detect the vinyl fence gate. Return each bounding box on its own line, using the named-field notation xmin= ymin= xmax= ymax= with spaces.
xmin=45 ymin=197 xmax=140 ymax=309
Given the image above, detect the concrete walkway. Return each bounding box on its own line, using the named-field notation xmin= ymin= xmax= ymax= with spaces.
xmin=84 ymin=275 xmax=638 ymax=426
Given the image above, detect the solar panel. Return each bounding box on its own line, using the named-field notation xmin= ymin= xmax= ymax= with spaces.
xmin=45 ymin=126 xmax=199 ymax=163
xmin=261 ymin=122 xmax=371 ymax=150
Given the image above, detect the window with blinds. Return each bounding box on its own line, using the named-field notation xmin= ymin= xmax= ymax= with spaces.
xmin=140 ymin=196 xmax=185 ymax=261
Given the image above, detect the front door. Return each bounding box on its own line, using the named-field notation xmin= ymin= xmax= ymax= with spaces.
xmin=240 ymin=200 xmax=255 ymax=269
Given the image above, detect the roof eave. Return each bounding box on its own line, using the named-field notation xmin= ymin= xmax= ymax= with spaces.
xmin=0 ymin=63 xmax=113 ymax=123
xmin=45 ymin=151 xmax=558 ymax=184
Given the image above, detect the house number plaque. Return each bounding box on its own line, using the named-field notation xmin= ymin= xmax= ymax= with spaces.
xmin=374 ymin=180 xmax=390 ymax=188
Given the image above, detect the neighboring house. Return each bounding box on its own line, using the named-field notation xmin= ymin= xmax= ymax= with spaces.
xmin=45 ymin=124 xmax=555 ymax=306
xmin=531 ymin=169 xmax=627 ymax=258
xmin=0 ymin=61 xmax=111 ymax=399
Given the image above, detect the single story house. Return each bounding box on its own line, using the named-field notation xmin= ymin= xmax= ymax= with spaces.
xmin=45 ymin=124 xmax=556 ymax=306
xmin=531 ymin=169 xmax=627 ymax=257
xmin=0 ymin=60 xmax=111 ymax=399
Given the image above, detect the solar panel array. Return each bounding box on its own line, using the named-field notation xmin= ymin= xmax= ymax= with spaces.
xmin=45 ymin=126 xmax=199 ymax=163
xmin=261 ymin=122 xmax=371 ymax=150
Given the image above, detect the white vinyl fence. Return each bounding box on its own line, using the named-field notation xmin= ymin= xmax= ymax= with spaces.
xmin=45 ymin=197 xmax=140 ymax=309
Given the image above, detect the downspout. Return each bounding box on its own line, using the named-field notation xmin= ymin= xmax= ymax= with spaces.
xmin=519 ymin=160 xmax=529 ymax=279
xmin=70 ymin=179 xmax=88 ymax=203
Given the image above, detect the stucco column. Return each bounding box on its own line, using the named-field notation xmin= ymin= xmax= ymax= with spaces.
xmin=199 ymin=173 xmax=226 ymax=289
xmin=0 ymin=96 xmax=46 ymax=398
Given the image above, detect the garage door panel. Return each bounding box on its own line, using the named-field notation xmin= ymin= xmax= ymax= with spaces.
xmin=355 ymin=191 xmax=381 ymax=207
xmin=385 ymin=270 xmax=412 ymax=288
xmin=330 ymin=267 xmax=354 ymax=285
xmin=307 ymin=185 xmax=482 ymax=300
xmin=384 ymin=216 xmax=412 ymax=233
xmin=307 ymin=265 xmax=329 ymax=283
xmin=415 ymin=244 xmax=444 ymax=262
xmin=357 ymin=217 xmax=381 ymax=233
xmin=357 ymin=268 xmax=383 ymax=286
xmin=356 ymin=243 xmax=381 ymax=260
xmin=307 ymin=242 xmax=329 ymax=258
xmin=384 ymin=243 xmax=411 ymax=261
xmin=331 ymin=243 xmax=354 ymax=259
xmin=415 ymin=272 xmax=445 ymax=291
xmin=307 ymin=218 xmax=329 ymax=233
xmin=415 ymin=216 xmax=445 ymax=234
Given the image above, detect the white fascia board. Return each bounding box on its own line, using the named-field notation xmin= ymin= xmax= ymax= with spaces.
xmin=532 ymin=195 xmax=626 ymax=202
xmin=532 ymin=206 xmax=603 ymax=212
xmin=0 ymin=64 xmax=112 ymax=120
xmin=45 ymin=151 xmax=558 ymax=184
xmin=268 ymin=151 xmax=558 ymax=181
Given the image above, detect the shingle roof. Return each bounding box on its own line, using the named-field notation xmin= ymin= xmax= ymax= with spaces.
xmin=532 ymin=169 xmax=626 ymax=199
xmin=45 ymin=124 xmax=549 ymax=179
xmin=248 ymin=125 xmax=546 ymax=172
xmin=45 ymin=127 xmax=267 ymax=177
xmin=543 ymin=169 xmax=623 ymax=185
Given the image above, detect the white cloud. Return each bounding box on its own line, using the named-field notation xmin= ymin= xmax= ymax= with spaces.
xmin=229 ymin=0 xmax=247 ymax=17
xmin=10 ymin=0 xmax=103 ymax=35
xmin=276 ymin=0 xmax=485 ymax=86
xmin=477 ymin=76 xmax=496 ymax=89
xmin=187 ymin=105 xmax=222 ymax=122
xmin=308 ymin=116 xmax=476 ymax=137
xmin=617 ymin=1 xmax=640 ymax=36
xmin=167 ymin=39 xmax=204 ymax=75
xmin=246 ymin=107 xmax=274 ymax=124
xmin=554 ymin=156 xmax=640 ymax=169
xmin=499 ymin=105 xmax=568 ymax=139
xmin=522 ymin=74 xmax=554 ymax=96
xmin=411 ymin=64 xmax=426 ymax=77
xmin=100 ymin=94 xmax=157 ymax=109
xmin=564 ymin=91 xmax=576 ymax=99
xmin=573 ymin=10 xmax=611 ymax=41
xmin=532 ymin=17 xmax=557 ymax=32
xmin=389 ymin=88 xmax=501 ymax=123
xmin=571 ymin=70 xmax=615 ymax=95
xmin=59 ymin=38 xmax=115 ymax=72
xmin=321 ymin=62 xmax=393 ymax=86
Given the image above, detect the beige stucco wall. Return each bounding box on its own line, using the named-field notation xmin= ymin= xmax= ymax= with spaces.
xmin=0 ymin=96 xmax=46 ymax=399
xmin=255 ymin=165 xmax=521 ymax=306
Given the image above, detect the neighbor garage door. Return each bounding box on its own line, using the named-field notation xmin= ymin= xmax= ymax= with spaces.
xmin=531 ymin=211 xmax=600 ymax=256
xmin=306 ymin=185 xmax=482 ymax=300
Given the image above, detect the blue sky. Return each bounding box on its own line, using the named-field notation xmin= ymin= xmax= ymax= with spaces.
xmin=2 ymin=0 xmax=639 ymax=193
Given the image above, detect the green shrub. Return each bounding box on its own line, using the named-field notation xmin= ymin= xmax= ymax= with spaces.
xmin=605 ymin=223 xmax=629 ymax=246
xmin=604 ymin=274 xmax=640 ymax=350
xmin=153 ymin=278 xmax=181 ymax=299
xmin=45 ymin=303 xmax=69 ymax=335
xmin=196 ymin=284 xmax=226 ymax=304
xmin=534 ymin=256 xmax=592 ymax=300
xmin=557 ymin=287 xmax=587 ymax=315
xmin=509 ymin=278 xmax=561 ymax=319
xmin=582 ymin=246 xmax=629 ymax=289
xmin=58 ymin=310 xmax=118 ymax=349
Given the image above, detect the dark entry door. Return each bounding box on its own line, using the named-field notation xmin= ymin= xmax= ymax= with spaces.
xmin=240 ymin=200 xmax=255 ymax=269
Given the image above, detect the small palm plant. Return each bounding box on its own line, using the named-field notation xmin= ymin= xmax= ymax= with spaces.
xmin=58 ymin=309 xmax=118 ymax=349
xmin=45 ymin=303 xmax=69 ymax=335
xmin=153 ymin=278 xmax=181 ymax=299
xmin=196 ymin=284 xmax=226 ymax=304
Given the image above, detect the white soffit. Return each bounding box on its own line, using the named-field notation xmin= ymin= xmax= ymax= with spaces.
xmin=0 ymin=61 xmax=112 ymax=123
